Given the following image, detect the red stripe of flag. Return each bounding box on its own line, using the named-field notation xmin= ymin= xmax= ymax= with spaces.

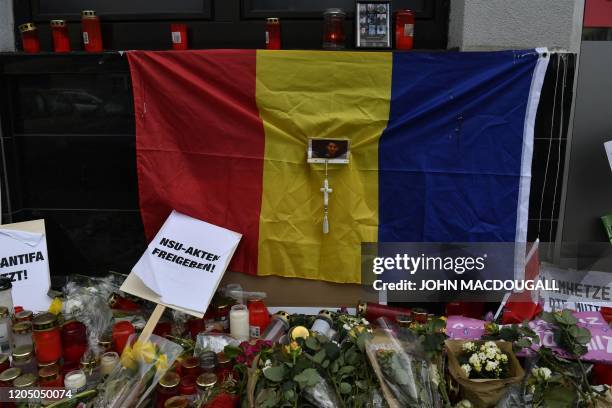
xmin=127 ymin=50 xmax=264 ymax=275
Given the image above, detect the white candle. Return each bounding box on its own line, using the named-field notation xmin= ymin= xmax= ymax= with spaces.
xmin=230 ymin=304 xmax=250 ymax=341
xmin=100 ymin=351 xmax=119 ymax=376
xmin=64 ymin=369 xmax=86 ymax=392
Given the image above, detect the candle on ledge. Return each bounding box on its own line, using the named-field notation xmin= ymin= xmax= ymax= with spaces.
xmin=229 ymin=304 xmax=249 ymax=341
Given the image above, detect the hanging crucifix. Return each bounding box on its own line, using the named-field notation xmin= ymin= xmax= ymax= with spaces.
xmin=307 ymin=138 xmax=350 ymax=234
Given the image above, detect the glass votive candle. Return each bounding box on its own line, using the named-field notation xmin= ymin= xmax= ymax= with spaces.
xmin=0 ymin=353 xmax=9 ymax=374
xmin=80 ymin=354 xmax=100 ymax=389
xmin=216 ymin=352 xmax=233 ymax=382
xmin=100 ymin=351 xmax=119 ymax=376
xmin=170 ymin=23 xmax=188 ymax=50
xmin=322 ymin=8 xmax=346 ymax=50
xmin=51 ymin=19 xmax=71 ymax=52
xmin=164 ymin=396 xmax=190 ymax=408
xmin=18 ymin=23 xmax=40 ymax=53
xmin=0 ymin=306 xmax=12 ymax=353
xmin=0 ymin=367 xmax=21 ymax=386
xmin=12 ymin=345 xmax=37 ymax=375
xmin=181 ymin=356 xmax=200 ymax=377
xmin=14 ymin=310 xmax=33 ymax=323
xmin=265 ymin=18 xmax=281 ymax=50
xmin=196 ymin=373 xmax=216 ymax=400
xmin=229 ymin=304 xmax=249 ymax=341
xmin=97 ymin=331 xmax=113 ymax=353
xmin=32 ymin=313 xmax=62 ymax=364
xmin=179 ymin=375 xmax=197 ymax=397
xmin=111 ymin=321 xmax=134 ymax=355
xmin=13 ymin=372 xmax=37 ymax=388
xmin=156 ymin=371 xmax=180 ymax=408
xmin=81 ymin=10 xmax=103 ymax=52
xmin=394 ymin=10 xmax=415 ymax=50
xmin=39 ymin=365 xmax=63 ymax=388
xmin=61 ymin=321 xmax=87 ymax=363
xmin=64 ymin=369 xmax=86 ymax=393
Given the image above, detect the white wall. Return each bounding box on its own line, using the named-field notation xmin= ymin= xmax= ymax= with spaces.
xmin=0 ymin=0 xmax=15 ymax=52
xmin=449 ymin=0 xmax=585 ymax=53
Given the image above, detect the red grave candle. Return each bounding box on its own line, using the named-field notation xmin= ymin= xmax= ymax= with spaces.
xmin=18 ymin=23 xmax=40 ymax=53
xmin=179 ymin=375 xmax=197 ymax=396
xmin=111 ymin=321 xmax=135 ymax=355
xmin=322 ymin=8 xmax=346 ymax=50
xmin=265 ymin=18 xmax=281 ymax=50
xmin=81 ymin=10 xmax=103 ymax=52
xmin=395 ymin=10 xmax=415 ymax=50
xmin=247 ymin=298 xmax=270 ymax=338
xmin=357 ymin=301 xmax=411 ymax=323
xmin=61 ymin=321 xmax=87 ymax=364
xmin=32 ymin=313 xmax=62 ymax=365
xmin=170 ymin=24 xmax=189 ymax=50
xmin=50 ymin=20 xmax=71 ymax=53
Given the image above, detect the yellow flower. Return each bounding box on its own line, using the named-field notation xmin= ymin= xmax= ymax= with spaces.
xmin=132 ymin=340 xmax=157 ymax=363
xmin=155 ymin=354 xmax=169 ymax=372
xmin=283 ymin=341 xmax=302 ymax=358
xmin=120 ymin=344 xmax=137 ymax=370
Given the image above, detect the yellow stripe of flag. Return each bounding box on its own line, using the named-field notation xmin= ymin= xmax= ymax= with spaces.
xmin=255 ymin=50 xmax=392 ymax=283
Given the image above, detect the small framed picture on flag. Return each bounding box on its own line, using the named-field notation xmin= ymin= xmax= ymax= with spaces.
xmin=308 ymin=138 xmax=350 ymax=164
xmin=355 ymin=0 xmax=391 ymax=49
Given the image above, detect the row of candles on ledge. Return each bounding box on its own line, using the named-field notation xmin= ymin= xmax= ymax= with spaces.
xmin=18 ymin=8 xmax=415 ymax=53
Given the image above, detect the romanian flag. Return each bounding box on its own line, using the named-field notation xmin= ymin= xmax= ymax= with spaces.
xmin=127 ymin=49 xmax=548 ymax=284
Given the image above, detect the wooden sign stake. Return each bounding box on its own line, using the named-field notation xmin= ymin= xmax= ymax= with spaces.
xmin=138 ymin=303 xmax=166 ymax=343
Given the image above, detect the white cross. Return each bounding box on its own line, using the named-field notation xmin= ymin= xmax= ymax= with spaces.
xmin=321 ymin=178 xmax=332 ymax=234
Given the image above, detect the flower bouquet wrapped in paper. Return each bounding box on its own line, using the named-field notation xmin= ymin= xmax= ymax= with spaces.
xmin=365 ymin=322 xmax=439 ymax=408
xmin=95 ymin=333 xmax=183 ymax=408
xmin=446 ymin=340 xmax=524 ymax=408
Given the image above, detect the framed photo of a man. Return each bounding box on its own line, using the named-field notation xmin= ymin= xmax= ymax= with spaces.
xmin=356 ymin=0 xmax=391 ymax=49
xmin=308 ymin=138 xmax=350 ymax=164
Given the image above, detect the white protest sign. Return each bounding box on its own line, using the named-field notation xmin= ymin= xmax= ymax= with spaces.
xmin=540 ymin=263 xmax=612 ymax=312
xmin=127 ymin=211 xmax=241 ymax=316
xmin=0 ymin=219 xmax=51 ymax=311
xmin=605 ymin=140 xmax=612 ymax=174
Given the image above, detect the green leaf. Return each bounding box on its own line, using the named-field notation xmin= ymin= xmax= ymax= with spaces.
xmin=223 ymin=345 xmax=241 ymax=359
xmin=293 ymin=368 xmax=321 ymax=389
xmin=541 ymin=312 xmax=556 ymax=324
xmin=515 ymin=338 xmax=532 ymax=350
xmin=263 ymin=365 xmax=286 ymax=382
xmin=355 ymin=380 xmax=366 ymax=390
xmin=312 ymin=350 xmax=326 ymax=365
xmin=338 ymin=365 xmax=356 ymax=376
xmin=339 ymin=382 xmax=352 ymax=394
xmin=330 ymin=359 xmax=339 ymax=374
xmin=283 ymin=389 xmax=296 ymax=402
xmin=321 ymin=359 xmax=330 ymax=369
xmin=323 ymin=343 xmax=340 ymax=360
xmin=305 ymin=337 xmax=321 ymax=351
xmin=256 ymin=389 xmax=280 ymax=408
xmin=542 ymin=385 xmax=576 ymax=408
xmin=555 ymin=310 xmax=578 ymax=326
xmin=569 ymin=326 xmax=592 ymax=345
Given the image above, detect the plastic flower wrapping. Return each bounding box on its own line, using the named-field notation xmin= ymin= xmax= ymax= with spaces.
xmin=95 ymin=333 xmax=183 ymax=408
xmin=366 ymin=317 xmax=443 ymax=408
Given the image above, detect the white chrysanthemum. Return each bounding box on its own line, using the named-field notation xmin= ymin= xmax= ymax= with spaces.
xmin=462 ymin=342 xmax=475 ymax=352
xmin=461 ymin=364 xmax=472 ymax=377
xmin=499 ymin=354 xmax=508 ymax=363
xmin=528 ymin=385 xmax=536 ymax=394
xmin=484 ymin=341 xmax=497 ymax=350
xmin=472 ymin=362 xmax=482 ymax=372
xmin=485 ymin=348 xmax=497 ymax=360
xmin=469 ymin=353 xmax=480 ymax=366
xmin=540 ymin=367 xmax=551 ymax=380
xmin=478 ymin=352 xmax=487 ymax=362
xmin=343 ymin=323 xmax=351 ymax=331
xmin=485 ymin=360 xmax=499 ymax=372
xmin=455 ymin=399 xmax=473 ymax=408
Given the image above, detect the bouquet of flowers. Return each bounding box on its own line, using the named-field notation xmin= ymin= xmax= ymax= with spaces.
xmin=446 ymin=340 xmax=524 ymax=408
xmin=95 ymin=333 xmax=183 ymax=408
xmin=457 ymin=341 xmax=510 ymax=380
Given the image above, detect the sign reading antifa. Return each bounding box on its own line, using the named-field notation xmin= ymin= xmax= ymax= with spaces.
xmin=0 ymin=220 xmax=52 ymax=311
